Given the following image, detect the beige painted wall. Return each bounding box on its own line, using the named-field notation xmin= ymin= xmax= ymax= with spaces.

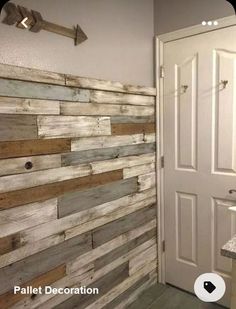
xmin=0 ymin=0 xmax=154 ymax=86
xmin=155 ymin=0 xmax=234 ymax=34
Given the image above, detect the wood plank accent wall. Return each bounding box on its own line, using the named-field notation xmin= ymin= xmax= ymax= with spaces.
xmin=0 ymin=63 xmax=157 ymax=309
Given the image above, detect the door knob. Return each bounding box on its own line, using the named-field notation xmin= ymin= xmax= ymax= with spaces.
xmin=229 ymin=189 xmax=236 ymax=194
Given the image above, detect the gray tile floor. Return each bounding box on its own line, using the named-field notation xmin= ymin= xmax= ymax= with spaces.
xmin=128 ymin=284 xmax=226 ymax=309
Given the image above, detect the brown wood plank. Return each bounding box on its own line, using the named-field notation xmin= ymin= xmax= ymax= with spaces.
xmin=0 ymin=264 xmax=66 ymax=309
xmin=0 ymin=138 xmax=71 ymax=159
xmin=111 ymin=123 xmax=155 ymax=135
xmin=0 ymin=234 xmax=21 ymax=255
xmin=0 ymin=170 xmax=123 ymax=210
xmin=0 ymin=115 xmax=37 ymax=141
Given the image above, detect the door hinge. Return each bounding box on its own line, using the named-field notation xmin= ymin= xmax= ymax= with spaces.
xmin=161 ymin=156 xmax=164 ymax=168
xmin=160 ymin=66 xmax=165 ymax=78
xmin=162 ymin=240 xmax=166 ymax=252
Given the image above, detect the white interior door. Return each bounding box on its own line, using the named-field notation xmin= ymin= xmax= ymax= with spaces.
xmin=164 ymin=26 xmax=236 ymax=307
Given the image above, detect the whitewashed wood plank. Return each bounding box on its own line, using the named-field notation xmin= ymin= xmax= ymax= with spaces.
xmin=90 ymin=90 xmax=155 ymax=106
xmin=0 ymin=78 xmax=90 ymax=102
xmin=123 ymin=162 xmax=156 ymax=179
xmin=0 ymin=154 xmax=61 ymax=176
xmin=0 ymin=199 xmax=57 ymax=237
xmin=0 ymin=97 xmax=60 ymax=115
xmin=138 ymin=172 xmax=156 ymax=191
xmin=60 ymin=102 xmax=154 ymax=117
xmin=90 ymin=153 xmax=155 ymax=175
xmin=65 ymin=74 xmax=157 ymax=96
xmin=0 ymin=63 xmax=66 ymax=85
xmin=21 ymin=188 xmax=156 ymax=244
xmin=37 ymin=116 xmax=111 ymax=139
xmin=0 ymin=164 xmax=91 ymax=193
xmin=71 ymin=133 xmax=155 ymax=152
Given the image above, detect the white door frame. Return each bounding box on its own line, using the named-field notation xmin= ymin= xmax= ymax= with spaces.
xmin=155 ymin=15 xmax=236 ymax=284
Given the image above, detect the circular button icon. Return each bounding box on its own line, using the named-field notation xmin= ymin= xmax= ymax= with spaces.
xmin=194 ymin=273 xmax=226 ymax=302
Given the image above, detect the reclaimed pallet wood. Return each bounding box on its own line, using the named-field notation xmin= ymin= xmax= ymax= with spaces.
xmin=111 ymin=123 xmax=155 ymax=135
xmin=0 ymin=233 xmax=92 ymax=295
xmin=0 ymin=63 xmax=66 ymax=85
xmin=0 ymin=78 xmax=90 ymax=102
xmin=0 ymin=170 xmax=123 ymax=210
xmin=0 ymin=199 xmax=57 ymax=237
xmin=58 ymin=177 xmax=138 ymax=218
xmin=37 ymin=116 xmax=111 ymax=139
xmin=65 ymin=74 xmax=156 ymax=96
xmin=62 ymin=143 xmax=155 ymax=166
xmin=0 ymin=264 xmax=66 ymax=309
xmin=138 ymin=172 xmax=156 ymax=192
xmin=124 ymin=162 xmax=156 ymax=179
xmin=71 ymin=133 xmax=155 ymax=152
xmin=0 ymin=138 xmax=71 ymax=159
xmin=111 ymin=116 xmax=155 ymax=124
xmin=60 ymin=102 xmax=154 ymax=117
xmin=0 ymin=164 xmax=91 ymax=193
xmin=0 ymin=233 xmax=21 ymax=256
xmin=0 ymin=115 xmax=37 ymax=141
xmin=0 ymin=97 xmax=60 ymax=115
xmin=22 ymin=188 xmax=156 ymax=244
xmin=90 ymin=90 xmax=155 ymax=106
xmin=0 ymin=154 xmax=61 ymax=176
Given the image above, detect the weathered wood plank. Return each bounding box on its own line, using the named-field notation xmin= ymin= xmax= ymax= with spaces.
xmin=111 ymin=123 xmax=155 ymax=135
xmin=65 ymin=74 xmax=157 ymax=96
xmin=0 ymin=115 xmax=37 ymax=141
xmin=0 ymin=233 xmax=21 ymax=255
xmin=0 ymin=170 xmax=123 ymax=210
xmin=0 ymin=232 xmax=92 ymax=294
xmin=60 ymin=102 xmax=154 ymax=117
xmin=0 ymin=264 xmax=66 ymax=309
xmin=0 ymin=154 xmax=61 ymax=176
xmin=138 ymin=172 xmax=156 ymax=191
xmin=92 ymin=204 xmax=156 ymax=248
xmin=0 ymin=63 xmax=66 ymax=85
xmin=0 ymin=138 xmax=71 ymax=159
xmin=0 ymin=97 xmax=60 ymax=115
xmin=123 ymin=162 xmax=155 ymax=179
xmin=111 ymin=116 xmax=155 ymax=124
xmin=90 ymin=90 xmax=155 ymax=106
xmin=21 ymin=188 xmax=156 ymax=244
xmin=0 ymin=164 xmax=91 ymax=193
xmin=71 ymin=133 xmax=155 ymax=152
xmin=37 ymin=116 xmax=111 ymax=139
xmin=0 ymin=78 xmax=90 ymax=102
xmin=58 ymin=177 xmax=138 ymax=218
xmin=62 ymin=143 xmax=155 ymax=166
xmin=0 ymin=199 xmax=57 ymax=237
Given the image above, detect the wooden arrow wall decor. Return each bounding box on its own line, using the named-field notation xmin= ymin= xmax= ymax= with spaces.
xmin=2 ymin=2 xmax=88 ymax=45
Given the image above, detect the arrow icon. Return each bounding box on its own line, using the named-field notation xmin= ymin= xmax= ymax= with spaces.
xmin=21 ymin=17 xmax=28 ymax=28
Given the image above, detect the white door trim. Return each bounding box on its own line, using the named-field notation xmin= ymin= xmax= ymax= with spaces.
xmin=155 ymin=14 xmax=236 ymax=284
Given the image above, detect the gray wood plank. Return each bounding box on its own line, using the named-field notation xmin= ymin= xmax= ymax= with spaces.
xmin=0 ymin=78 xmax=90 ymax=102
xmin=0 ymin=115 xmax=37 ymax=141
xmin=62 ymin=143 xmax=156 ymax=166
xmin=0 ymin=232 xmax=92 ymax=294
xmin=111 ymin=116 xmax=155 ymax=124
xmin=58 ymin=177 xmax=138 ymax=218
xmin=92 ymin=204 xmax=156 ymax=248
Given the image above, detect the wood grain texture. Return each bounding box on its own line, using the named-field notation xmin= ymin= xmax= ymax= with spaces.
xmin=0 ymin=265 xmax=66 ymax=309
xmin=0 ymin=115 xmax=37 ymax=141
xmin=0 ymin=78 xmax=90 ymax=102
xmin=0 ymin=154 xmax=61 ymax=176
xmin=65 ymin=74 xmax=156 ymax=96
xmin=0 ymin=170 xmax=123 ymax=210
xmin=0 ymin=199 xmax=57 ymax=237
xmin=138 ymin=172 xmax=156 ymax=191
xmin=0 ymin=138 xmax=71 ymax=159
xmin=111 ymin=123 xmax=155 ymax=135
xmin=58 ymin=177 xmax=138 ymax=218
xmin=0 ymin=234 xmax=21 ymax=255
xmin=0 ymin=97 xmax=60 ymax=115
xmin=60 ymin=102 xmax=154 ymax=117
xmin=62 ymin=143 xmax=155 ymax=166
xmin=0 ymin=63 xmax=66 ymax=85
xmin=71 ymin=133 xmax=155 ymax=152
xmin=124 ymin=163 xmax=156 ymax=179
xmin=111 ymin=116 xmax=155 ymax=124
xmin=37 ymin=116 xmax=111 ymax=139
xmin=90 ymin=90 xmax=155 ymax=106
